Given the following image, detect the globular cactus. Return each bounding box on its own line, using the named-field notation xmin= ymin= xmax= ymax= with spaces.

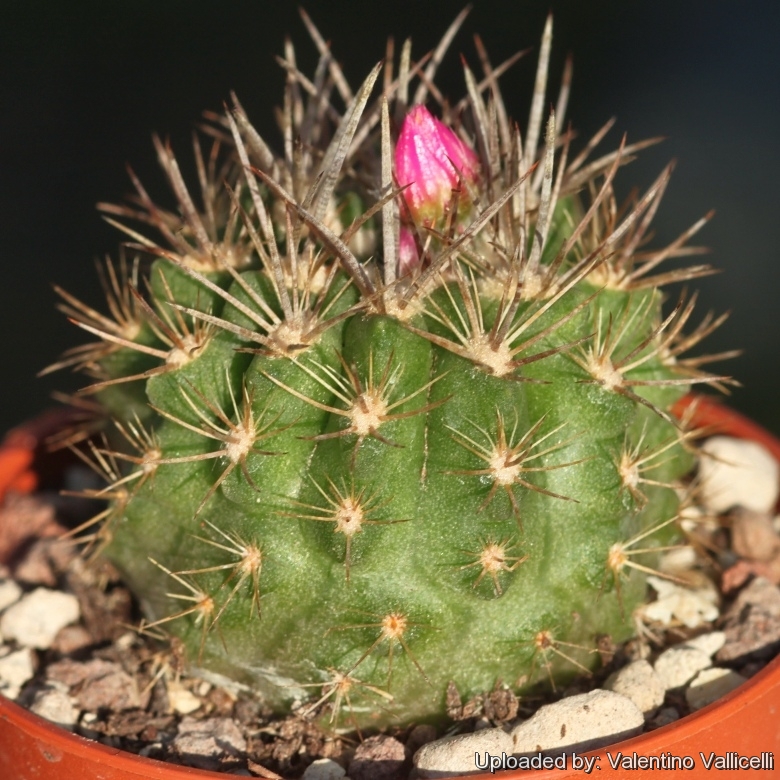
xmin=50 ymin=12 xmax=731 ymax=727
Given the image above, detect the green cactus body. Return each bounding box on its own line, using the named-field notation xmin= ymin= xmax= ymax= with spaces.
xmin=54 ymin=13 xmax=727 ymax=727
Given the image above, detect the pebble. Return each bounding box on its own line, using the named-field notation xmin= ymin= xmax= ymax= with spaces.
xmin=654 ymin=645 xmax=712 ymax=690
xmin=0 ymin=587 xmax=80 ymax=649
xmin=50 ymin=624 xmax=94 ymax=655
xmin=173 ymin=716 xmax=247 ymax=771
xmin=0 ymin=647 xmax=34 ymax=699
xmin=699 ymin=436 xmax=779 ymax=513
xmin=604 ymin=660 xmax=665 ymax=716
xmin=685 ymin=667 xmax=747 ymax=711
xmin=730 ymin=508 xmax=780 ymax=562
xmin=0 ymin=579 xmax=22 ymax=612
xmin=13 ymin=540 xmax=58 ymax=587
xmin=167 ymin=679 xmax=203 ymax=715
xmin=47 ymin=658 xmax=149 ymax=711
xmin=510 ymin=690 xmax=643 ymax=756
xmin=405 ymin=724 xmax=437 ymax=757
xmin=302 ymin=758 xmax=347 ymax=780
xmin=414 ymin=728 xmax=513 ymax=778
xmin=29 ymin=684 xmax=80 ymax=730
xmin=78 ymin=711 xmax=101 ymax=740
xmin=658 ymin=545 xmax=699 ymax=573
xmin=683 ymin=631 xmax=726 ymax=658
xmin=641 ymin=575 xmax=719 ymax=629
xmin=716 ymin=577 xmax=780 ymax=662
xmin=648 ymin=707 xmax=680 ymax=729
xmin=349 ymin=734 xmax=405 ymax=780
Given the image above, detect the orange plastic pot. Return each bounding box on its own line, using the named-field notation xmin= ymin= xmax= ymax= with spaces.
xmin=1 ymin=395 xmax=779 ymax=779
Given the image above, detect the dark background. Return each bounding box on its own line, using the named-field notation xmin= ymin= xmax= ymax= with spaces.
xmin=2 ymin=1 xmax=779 ymax=437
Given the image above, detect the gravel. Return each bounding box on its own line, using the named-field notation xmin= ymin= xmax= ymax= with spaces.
xmin=653 ymin=645 xmax=712 ymax=690
xmin=640 ymin=574 xmax=719 ymax=629
xmin=683 ymin=631 xmax=726 ymax=657
xmin=716 ymin=576 xmax=780 ymax=662
xmin=301 ymin=758 xmax=347 ymax=780
xmin=0 ymin=646 xmax=34 ymax=699
xmin=28 ymin=684 xmax=80 ymax=730
xmin=699 ymin=437 xmax=779 ymax=513
xmin=604 ymin=660 xmax=665 ymax=716
xmin=348 ymin=735 xmax=405 ymax=780
xmin=0 ymin=587 xmax=79 ymax=649
xmin=0 ymin=578 xmax=21 ymax=612
xmin=413 ymin=728 xmax=513 ymax=779
xmin=47 ymin=657 xmax=150 ymax=711
xmin=173 ymin=716 xmax=247 ymax=771
xmin=510 ymin=690 xmax=644 ymax=756
xmin=685 ymin=667 xmax=748 ymax=711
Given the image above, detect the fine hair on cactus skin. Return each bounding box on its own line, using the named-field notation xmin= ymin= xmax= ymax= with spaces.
xmin=48 ymin=8 xmax=737 ymax=728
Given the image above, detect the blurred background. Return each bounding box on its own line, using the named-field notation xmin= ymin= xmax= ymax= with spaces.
xmin=2 ymin=0 xmax=779 ymax=436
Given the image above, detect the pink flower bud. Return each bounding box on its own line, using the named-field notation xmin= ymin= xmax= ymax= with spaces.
xmin=395 ymin=105 xmax=480 ymax=225
xmin=398 ymin=227 xmax=420 ymax=277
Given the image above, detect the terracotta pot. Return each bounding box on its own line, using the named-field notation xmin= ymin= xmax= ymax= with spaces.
xmin=1 ymin=395 xmax=779 ymax=779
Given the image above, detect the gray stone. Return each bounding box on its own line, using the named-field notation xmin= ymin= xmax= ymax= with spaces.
xmin=349 ymin=734 xmax=405 ymax=780
xmin=511 ymin=690 xmax=643 ymax=756
xmin=414 ymin=728 xmax=513 ymax=778
xmin=302 ymin=758 xmax=347 ymax=780
xmin=717 ymin=577 xmax=780 ymax=662
xmin=648 ymin=707 xmax=680 ymax=729
xmin=173 ymin=716 xmax=247 ymax=771
xmin=47 ymin=658 xmax=149 ymax=711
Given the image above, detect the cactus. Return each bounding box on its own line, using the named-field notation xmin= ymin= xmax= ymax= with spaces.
xmin=50 ymin=11 xmax=731 ymax=728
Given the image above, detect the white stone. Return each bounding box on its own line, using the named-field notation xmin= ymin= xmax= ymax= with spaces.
xmin=654 ymin=645 xmax=712 ymax=690
xmin=78 ymin=711 xmax=101 ymax=740
xmin=414 ymin=728 xmax=513 ymax=778
xmin=604 ymin=660 xmax=665 ymax=716
xmin=683 ymin=631 xmax=726 ymax=658
xmin=167 ymin=679 xmax=202 ymax=715
xmin=510 ymin=690 xmax=643 ymax=756
xmin=29 ymin=686 xmax=80 ymax=730
xmin=658 ymin=546 xmax=699 ymax=573
xmin=302 ymin=758 xmax=347 ymax=780
xmin=699 ymin=436 xmax=779 ymax=513
xmin=0 ymin=580 xmax=22 ymax=613
xmin=685 ymin=667 xmax=747 ymax=711
xmin=0 ymin=647 xmax=35 ymax=699
xmin=641 ymin=575 xmax=719 ymax=629
xmin=0 ymin=588 xmax=80 ymax=649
